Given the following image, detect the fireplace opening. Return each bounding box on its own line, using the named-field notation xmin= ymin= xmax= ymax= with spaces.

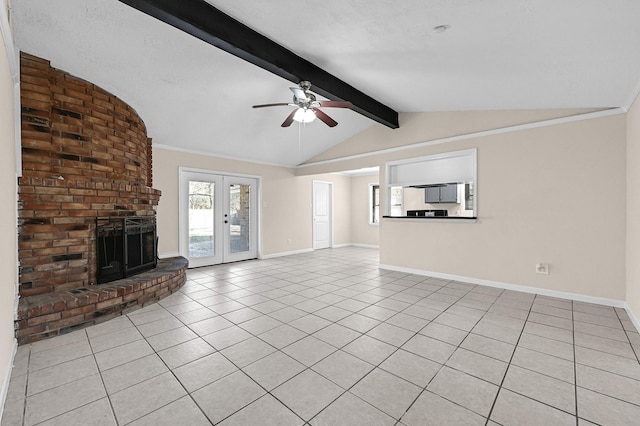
xmin=96 ymin=216 xmax=157 ymax=284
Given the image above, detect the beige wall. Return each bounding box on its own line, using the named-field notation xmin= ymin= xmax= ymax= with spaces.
xmin=349 ymin=174 xmax=379 ymax=247
xmin=153 ymin=147 xmax=352 ymax=257
xmin=0 ymin=15 xmax=18 ymax=413
xmin=329 ymin=174 xmax=352 ymax=247
xmin=627 ymin=94 xmax=640 ymax=320
xmin=305 ymin=109 xmax=606 ymax=164
xmin=301 ymin=111 xmax=628 ymax=301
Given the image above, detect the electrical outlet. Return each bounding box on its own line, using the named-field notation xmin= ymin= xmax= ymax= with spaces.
xmin=535 ymin=263 xmax=550 ymax=275
xmin=287 ymin=238 xmax=292 ymax=244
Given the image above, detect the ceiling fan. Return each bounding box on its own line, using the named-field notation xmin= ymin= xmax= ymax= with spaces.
xmin=252 ymin=81 xmax=353 ymax=127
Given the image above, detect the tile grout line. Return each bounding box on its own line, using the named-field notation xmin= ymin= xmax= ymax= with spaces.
xmin=144 ymin=261 xmax=378 ymax=425
xmin=199 ymin=253 xmax=383 ymax=424
xmin=125 ymin=309 xmax=213 ymax=425
xmin=570 ymin=305 xmax=640 ymax=413
xmin=483 ymin=292 xmax=535 ymax=426
xmin=616 ymin=307 xmax=640 ymax=365
xmin=23 ymin=330 xmax=115 ymax=426
xmin=81 ymin=309 xmax=211 ymax=425
xmin=87 ymin=327 xmax=122 ymax=426
xmin=21 ymin=346 xmax=31 ymax=426
xmin=195 ymin=266 xmax=526 ymax=424
xmin=572 ymin=300 xmax=579 ymax=426
xmin=488 ymin=298 xmax=601 ymax=420
xmin=13 ymin=266 xmax=436 ymax=422
xmin=228 ymin=283 xmax=407 ymax=423
xmin=305 ymin=278 xmax=462 ymax=424
xmin=192 ymin=262 xmax=447 ymax=423
xmin=19 ymin=248 xmax=640 ymax=425
xmin=368 ymin=281 xmax=497 ymax=424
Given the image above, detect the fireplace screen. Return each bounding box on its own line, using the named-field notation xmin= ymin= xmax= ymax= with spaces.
xmin=96 ymin=216 xmax=157 ymax=284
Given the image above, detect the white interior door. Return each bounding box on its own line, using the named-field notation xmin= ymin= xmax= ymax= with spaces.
xmin=180 ymin=170 xmax=258 ymax=267
xmin=313 ymin=181 xmax=332 ymax=249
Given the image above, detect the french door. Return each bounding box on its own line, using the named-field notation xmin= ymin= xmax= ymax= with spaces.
xmin=179 ymin=170 xmax=258 ymax=267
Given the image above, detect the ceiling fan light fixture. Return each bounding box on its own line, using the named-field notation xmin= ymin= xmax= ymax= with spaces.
xmin=254 ymin=81 xmax=348 ymax=127
xmin=293 ymin=108 xmax=316 ymax=123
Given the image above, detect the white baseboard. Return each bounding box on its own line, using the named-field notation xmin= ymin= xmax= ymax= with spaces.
xmin=625 ymin=303 xmax=640 ymax=335
xmin=168 ymin=244 xmax=378 ymax=262
xmin=260 ymin=248 xmax=314 ymax=259
xmin=331 ymin=243 xmax=351 ymax=249
xmin=350 ymin=244 xmax=380 ymax=249
xmin=0 ymin=338 xmax=17 ymax=422
xmin=378 ymin=263 xmax=627 ymax=308
xmin=330 ymin=243 xmax=379 ymax=249
xmin=158 ymin=252 xmax=181 ymax=259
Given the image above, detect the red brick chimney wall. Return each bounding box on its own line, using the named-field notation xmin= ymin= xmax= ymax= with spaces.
xmin=18 ymin=52 xmax=161 ymax=297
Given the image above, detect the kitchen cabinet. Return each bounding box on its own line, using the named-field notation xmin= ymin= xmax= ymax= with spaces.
xmin=425 ymin=184 xmax=459 ymax=203
xmin=425 ymin=186 xmax=441 ymax=203
xmin=439 ymin=184 xmax=458 ymax=203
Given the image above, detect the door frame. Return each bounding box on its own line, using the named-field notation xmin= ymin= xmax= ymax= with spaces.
xmin=178 ymin=167 xmax=262 ymax=265
xmin=312 ymin=180 xmax=334 ymax=250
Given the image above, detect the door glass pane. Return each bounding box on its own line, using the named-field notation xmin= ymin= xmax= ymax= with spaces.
xmin=188 ymin=181 xmax=214 ymax=258
xmin=229 ymin=184 xmax=251 ymax=253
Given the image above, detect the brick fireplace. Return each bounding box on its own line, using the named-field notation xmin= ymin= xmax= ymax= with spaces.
xmin=15 ymin=53 xmax=187 ymax=344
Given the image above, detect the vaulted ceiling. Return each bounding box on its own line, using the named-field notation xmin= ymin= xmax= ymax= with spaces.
xmin=11 ymin=0 xmax=640 ymax=167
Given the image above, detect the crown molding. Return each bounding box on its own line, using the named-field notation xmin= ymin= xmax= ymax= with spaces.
xmin=298 ymin=108 xmax=625 ymax=169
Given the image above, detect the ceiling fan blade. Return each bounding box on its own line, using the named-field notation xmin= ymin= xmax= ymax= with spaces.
xmin=317 ymin=100 xmax=353 ymax=109
xmin=252 ymin=103 xmax=290 ymax=108
xmin=313 ymin=108 xmax=338 ymax=127
xmin=290 ymin=87 xmax=308 ymax=101
xmin=281 ymin=109 xmax=297 ymax=127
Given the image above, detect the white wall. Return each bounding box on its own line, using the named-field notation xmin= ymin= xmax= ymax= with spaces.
xmin=0 ymin=0 xmax=18 ymax=416
xmin=627 ymin=93 xmax=640 ymax=322
xmin=153 ymin=147 xmax=352 ymax=258
xmin=330 ymin=174 xmax=353 ymax=247
xmin=299 ymin=111 xmax=628 ymax=302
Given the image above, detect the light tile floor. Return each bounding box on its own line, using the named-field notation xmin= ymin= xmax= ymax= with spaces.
xmin=3 ymin=247 xmax=640 ymax=425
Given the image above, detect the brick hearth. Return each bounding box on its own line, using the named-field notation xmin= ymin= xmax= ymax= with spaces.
xmin=16 ymin=257 xmax=188 ymax=344
xmin=16 ymin=52 xmax=186 ymax=343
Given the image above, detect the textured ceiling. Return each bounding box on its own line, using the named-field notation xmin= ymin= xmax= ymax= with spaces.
xmin=11 ymin=0 xmax=640 ymax=167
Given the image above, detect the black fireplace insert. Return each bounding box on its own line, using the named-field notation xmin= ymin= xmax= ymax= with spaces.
xmin=96 ymin=216 xmax=157 ymax=284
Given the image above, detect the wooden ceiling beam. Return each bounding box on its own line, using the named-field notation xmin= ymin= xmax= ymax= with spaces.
xmin=118 ymin=0 xmax=399 ymax=128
